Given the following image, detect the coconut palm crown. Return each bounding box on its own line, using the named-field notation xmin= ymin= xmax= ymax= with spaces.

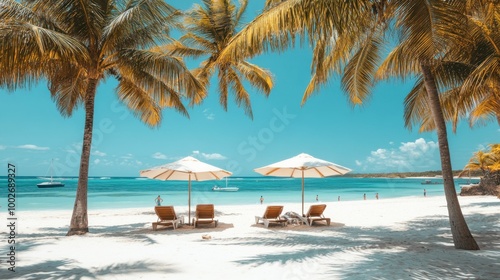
xmin=164 ymin=0 xmax=274 ymax=118
xmin=403 ymin=1 xmax=500 ymax=132
xmin=0 ymin=0 xmax=205 ymax=235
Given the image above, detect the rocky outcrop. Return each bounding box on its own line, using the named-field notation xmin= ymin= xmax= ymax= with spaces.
xmin=460 ymin=175 xmax=500 ymax=198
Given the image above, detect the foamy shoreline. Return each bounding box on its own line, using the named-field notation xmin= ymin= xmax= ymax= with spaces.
xmin=2 ymin=195 xmax=499 ymax=279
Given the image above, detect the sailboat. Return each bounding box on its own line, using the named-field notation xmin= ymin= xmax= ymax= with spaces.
xmin=212 ymin=177 xmax=239 ymax=192
xmin=37 ymin=159 xmax=65 ymax=188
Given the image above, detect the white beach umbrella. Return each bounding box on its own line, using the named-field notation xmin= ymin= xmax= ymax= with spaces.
xmin=254 ymin=153 xmax=351 ymax=215
xmin=140 ymin=156 xmax=232 ymax=224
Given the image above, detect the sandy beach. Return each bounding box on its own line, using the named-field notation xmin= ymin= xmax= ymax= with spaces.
xmin=2 ymin=195 xmax=499 ymax=279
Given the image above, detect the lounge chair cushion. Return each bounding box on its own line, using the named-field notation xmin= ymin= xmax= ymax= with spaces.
xmin=255 ymin=205 xmax=287 ymax=228
xmin=152 ymin=206 xmax=183 ymax=230
xmin=193 ymin=204 xmax=218 ymax=228
xmin=306 ymin=204 xmax=331 ymax=226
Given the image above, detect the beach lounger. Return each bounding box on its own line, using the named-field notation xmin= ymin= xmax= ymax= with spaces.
xmin=255 ymin=205 xmax=288 ymax=228
xmin=306 ymin=204 xmax=331 ymax=226
xmin=152 ymin=206 xmax=184 ymax=230
xmin=193 ymin=204 xmax=218 ymax=228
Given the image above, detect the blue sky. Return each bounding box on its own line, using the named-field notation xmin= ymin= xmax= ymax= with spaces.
xmin=0 ymin=0 xmax=498 ymax=177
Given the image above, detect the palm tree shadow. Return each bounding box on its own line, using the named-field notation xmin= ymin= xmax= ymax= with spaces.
xmin=218 ymin=212 xmax=500 ymax=279
xmin=0 ymin=260 xmax=178 ymax=280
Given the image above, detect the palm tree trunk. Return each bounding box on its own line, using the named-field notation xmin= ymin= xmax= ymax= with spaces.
xmin=67 ymin=78 xmax=98 ymax=236
xmin=420 ymin=62 xmax=480 ymax=250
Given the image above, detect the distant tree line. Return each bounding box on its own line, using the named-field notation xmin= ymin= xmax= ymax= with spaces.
xmin=345 ymin=170 xmax=479 ymax=178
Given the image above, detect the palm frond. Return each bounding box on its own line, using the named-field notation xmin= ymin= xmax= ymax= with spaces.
xmin=376 ymin=42 xmax=421 ymax=80
xmin=179 ymin=33 xmax=216 ymax=53
xmin=116 ymin=78 xmax=165 ymax=126
xmin=28 ymin=0 xmax=106 ymax=41
xmin=218 ymin=68 xmax=229 ymax=111
xmin=113 ymin=48 xmax=206 ymax=108
xmin=161 ymin=40 xmax=209 ymax=58
xmin=403 ymin=78 xmax=432 ymax=131
xmin=48 ymin=63 xmax=86 ymax=116
xmin=0 ymin=22 xmax=88 ymax=90
xmin=103 ymin=0 xmax=179 ymax=51
xmin=234 ymin=0 xmax=249 ymax=25
xmin=234 ymin=61 xmax=273 ymax=95
xmin=227 ymin=67 xmax=253 ymax=118
xmin=341 ymin=33 xmax=382 ymax=105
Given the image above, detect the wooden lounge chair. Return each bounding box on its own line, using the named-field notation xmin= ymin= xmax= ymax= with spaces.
xmin=305 ymin=204 xmax=331 ymax=226
xmin=255 ymin=205 xmax=288 ymax=228
xmin=152 ymin=206 xmax=184 ymax=230
xmin=193 ymin=204 xmax=218 ymax=228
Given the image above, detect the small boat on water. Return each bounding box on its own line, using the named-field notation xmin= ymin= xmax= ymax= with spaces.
xmin=212 ymin=177 xmax=239 ymax=191
xmin=37 ymin=181 xmax=65 ymax=188
xmin=420 ymin=180 xmax=442 ymax=185
xmin=212 ymin=186 xmax=239 ymax=192
xmin=37 ymin=159 xmax=65 ymax=188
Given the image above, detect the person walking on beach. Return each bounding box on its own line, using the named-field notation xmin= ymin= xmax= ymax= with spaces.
xmin=155 ymin=195 xmax=163 ymax=206
xmin=375 ymin=193 xmax=379 ymax=200
xmin=316 ymin=195 xmax=319 ymax=202
xmin=424 ymin=189 xmax=427 ymax=197
xmin=363 ymin=193 xmax=366 ymax=200
xmin=260 ymin=196 xmax=264 ymax=204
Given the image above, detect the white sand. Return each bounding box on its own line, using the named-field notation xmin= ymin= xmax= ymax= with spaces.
xmin=1 ymin=195 xmax=499 ymax=279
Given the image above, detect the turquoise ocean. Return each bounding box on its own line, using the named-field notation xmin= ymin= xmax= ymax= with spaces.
xmin=0 ymin=176 xmax=474 ymax=211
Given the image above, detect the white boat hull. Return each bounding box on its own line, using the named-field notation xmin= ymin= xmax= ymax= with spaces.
xmin=37 ymin=182 xmax=65 ymax=188
xmin=212 ymin=186 xmax=239 ymax=192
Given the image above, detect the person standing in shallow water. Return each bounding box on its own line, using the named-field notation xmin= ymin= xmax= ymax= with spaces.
xmin=424 ymin=189 xmax=427 ymax=197
xmin=155 ymin=195 xmax=163 ymax=206
xmin=260 ymin=196 xmax=264 ymax=204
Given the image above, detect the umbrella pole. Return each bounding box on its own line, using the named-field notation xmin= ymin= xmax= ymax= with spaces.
xmin=188 ymin=174 xmax=191 ymax=225
xmin=301 ymin=171 xmax=305 ymax=216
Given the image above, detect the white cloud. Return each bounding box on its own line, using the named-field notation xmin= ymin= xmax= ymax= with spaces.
xmin=206 ymin=113 xmax=215 ymax=120
xmin=203 ymin=109 xmax=215 ymax=120
xmin=64 ymin=142 xmax=82 ymax=154
xmin=94 ymin=159 xmax=101 ymax=164
xmin=17 ymin=144 xmax=49 ymax=151
xmin=357 ymin=138 xmax=439 ymax=172
xmin=0 ymin=145 xmax=5 ymax=150
xmin=152 ymin=152 xmax=168 ymax=160
xmin=203 ymin=153 xmax=226 ymax=160
xmin=399 ymin=138 xmax=437 ymax=158
xmin=192 ymin=150 xmax=226 ymax=160
xmin=121 ymin=153 xmax=133 ymax=159
xmin=93 ymin=150 xmax=106 ymax=156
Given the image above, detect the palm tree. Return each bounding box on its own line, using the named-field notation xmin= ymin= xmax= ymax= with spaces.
xmin=165 ymin=0 xmax=273 ymax=118
xmin=219 ymin=0 xmax=479 ymax=249
xmin=462 ymin=144 xmax=500 ymax=196
xmin=462 ymin=150 xmax=497 ymax=176
xmin=0 ymin=0 xmax=205 ymax=235
xmin=404 ymin=1 xmax=500 ymax=132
